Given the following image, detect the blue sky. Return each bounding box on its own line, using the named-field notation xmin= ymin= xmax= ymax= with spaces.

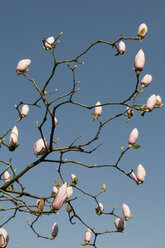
xmin=0 ymin=0 xmax=164 ymax=247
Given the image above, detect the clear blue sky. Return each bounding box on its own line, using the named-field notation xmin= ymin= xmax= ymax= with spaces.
xmin=0 ymin=1 xmax=164 ymax=247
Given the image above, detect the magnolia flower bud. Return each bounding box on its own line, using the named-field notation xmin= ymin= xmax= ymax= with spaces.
xmin=84 ymin=228 xmax=92 ymax=243
xmin=95 ymin=202 xmax=104 ymax=215
xmin=93 ymin=101 xmax=102 ymax=120
xmin=51 ymin=222 xmax=58 ymax=238
xmin=136 ymin=164 xmax=146 ymax=184
xmin=102 ymin=183 xmax=106 ymax=192
xmin=21 ymin=104 xmax=29 ymax=117
xmin=137 ymin=23 xmax=148 ymax=38
xmin=35 ymin=199 xmax=45 ymax=214
xmin=114 ymin=218 xmax=126 ymax=232
xmin=128 ymin=128 xmax=138 ymax=145
xmin=52 ymin=186 xmax=58 ymax=195
xmin=155 ymin=95 xmax=162 ymax=107
xmin=55 ymin=180 xmax=61 ymax=189
xmin=134 ymin=49 xmax=145 ymax=72
xmin=44 ymin=36 xmax=55 ymax=50
xmin=0 ymin=228 xmax=9 ymax=248
xmin=4 ymin=171 xmax=10 ymax=184
xmin=71 ymin=173 xmax=78 ymax=184
xmin=54 ymin=117 xmax=58 ymax=126
xmin=16 ymin=59 xmax=31 ymax=73
xmin=66 ymin=203 xmax=72 ymax=213
xmin=33 ymin=138 xmax=49 ymax=156
xmin=9 ymin=126 xmax=18 ymax=151
xmin=141 ymin=74 xmax=152 ymax=87
xmin=122 ymin=203 xmax=131 ymax=219
xmin=126 ymin=107 xmax=134 ymax=117
xmin=145 ymin=94 xmax=156 ymax=111
xmin=67 ymin=186 xmax=73 ymax=199
xmin=52 ymin=182 xmax=68 ymax=210
xmin=118 ymin=41 xmax=126 ymax=54
xmin=131 ymin=172 xmax=138 ymax=183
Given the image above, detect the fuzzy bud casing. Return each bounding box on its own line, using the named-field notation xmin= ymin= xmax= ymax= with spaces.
xmin=137 ymin=23 xmax=148 ymax=38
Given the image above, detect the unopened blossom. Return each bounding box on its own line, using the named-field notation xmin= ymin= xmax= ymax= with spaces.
xmin=0 ymin=228 xmax=9 ymax=248
xmin=44 ymin=36 xmax=55 ymax=50
xmin=67 ymin=186 xmax=73 ymax=199
xmin=16 ymin=59 xmax=31 ymax=73
xmin=131 ymin=172 xmax=138 ymax=183
xmin=118 ymin=41 xmax=126 ymax=54
xmin=35 ymin=199 xmax=45 ymax=214
xmin=126 ymin=107 xmax=134 ymax=117
xmin=33 ymin=138 xmax=49 ymax=156
xmin=141 ymin=74 xmax=152 ymax=87
xmin=128 ymin=128 xmax=139 ymax=145
xmin=9 ymin=126 xmax=18 ymax=151
xmin=84 ymin=228 xmax=92 ymax=243
xmin=21 ymin=104 xmax=29 ymax=117
xmin=71 ymin=173 xmax=78 ymax=184
xmin=136 ymin=164 xmax=146 ymax=184
xmin=52 ymin=182 xmax=68 ymax=210
xmin=122 ymin=203 xmax=131 ymax=219
xmin=137 ymin=23 xmax=148 ymax=38
xmin=52 ymin=186 xmax=58 ymax=195
xmin=114 ymin=218 xmax=126 ymax=232
xmin=4 ymin=171 xmax=10 ymax=184
xmin=134 ymin=49 xmax=145 ymax=72
xmin=54 ymin=117 xmax=58 ymax=126
xmin=145 ymin=94 xmax=156 ymax=111
xmin=155 ymin=95 xmax=162 ymax=107
xmin=51 ymin=222 xmax=58 ymax=238
xmin=95 ymin=202 xmax=104 ymax=215
xmin=93 ymin=101 xmax=102 ymax=120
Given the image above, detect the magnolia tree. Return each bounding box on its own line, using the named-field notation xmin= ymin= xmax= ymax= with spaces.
xmin=0 ymin=23 xmax=163 ymax=248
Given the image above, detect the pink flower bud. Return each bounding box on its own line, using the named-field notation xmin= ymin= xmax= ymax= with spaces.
xmin=145 ymin=94 xmax=156 ymax=111
xmin=9 ymin=126 xmax=18 ymax=151
xmin=35 ymin=199 xmax=40 ymax=213
xmin=84 ymin=228 xmax=92 ymax=243
xmin=33 ymin=138 xmax=49 ymax=156
xmin=93 ymin=101 xmax=102 ymax=120
xmin=134 ymin=49 xmax=145 ymax=72
xmin=52 ymin=222 xmax=58 ymax=238
xmin=16 ymin=59 xmax=31 ymax=73
xmin=95 ymin=202 xmax=104 ymax=215
xmin=67 ymin=186 xmax=73 ymax=199
xmin=35 ymin=199 xmax=45 ymax=214
xmin=122 ymin=203 xmax=131 ymax=219
xmin=114 ymin=218 xmax=126 ymax=232
xmin=52 ymin=186 xmax=58 ymax=195
xmin=54 ymin=117 xmax=58 ymax=126
xmin=136 ymin=164 xmax=146 ymax=184
xmin=44 ymin=36 xmax=55 ymax=50
xmin=94 ymin=101 xmax=102 ymax=116
xmin=131 ymin=172 xmax=138 ymax=183
xmin=0 ymin=228 xmax=9 ymax=247
xmin=137 ymin=23 xmax=148 ymax=38
xmin=52 ymin=182 xmax=67 ymax=210
xmin=126 ymin=107 xmax=134 ymax=117
xmin=141 ymin=74 xmax=152 ymax=87
xmin=155 ymin=95 xmax=162 ymax=107
xmin=4 ymin=171 xmax=10 ymax=184
xmin=71 ymin=173 xmax=78 ymax=184
xmin=128 ymin=128 xmax=139 ymax=145
xmin=21 ymin=104 xmax=29 ymax=117
xmin=118 ymin=41 xmax=126 ymax=54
